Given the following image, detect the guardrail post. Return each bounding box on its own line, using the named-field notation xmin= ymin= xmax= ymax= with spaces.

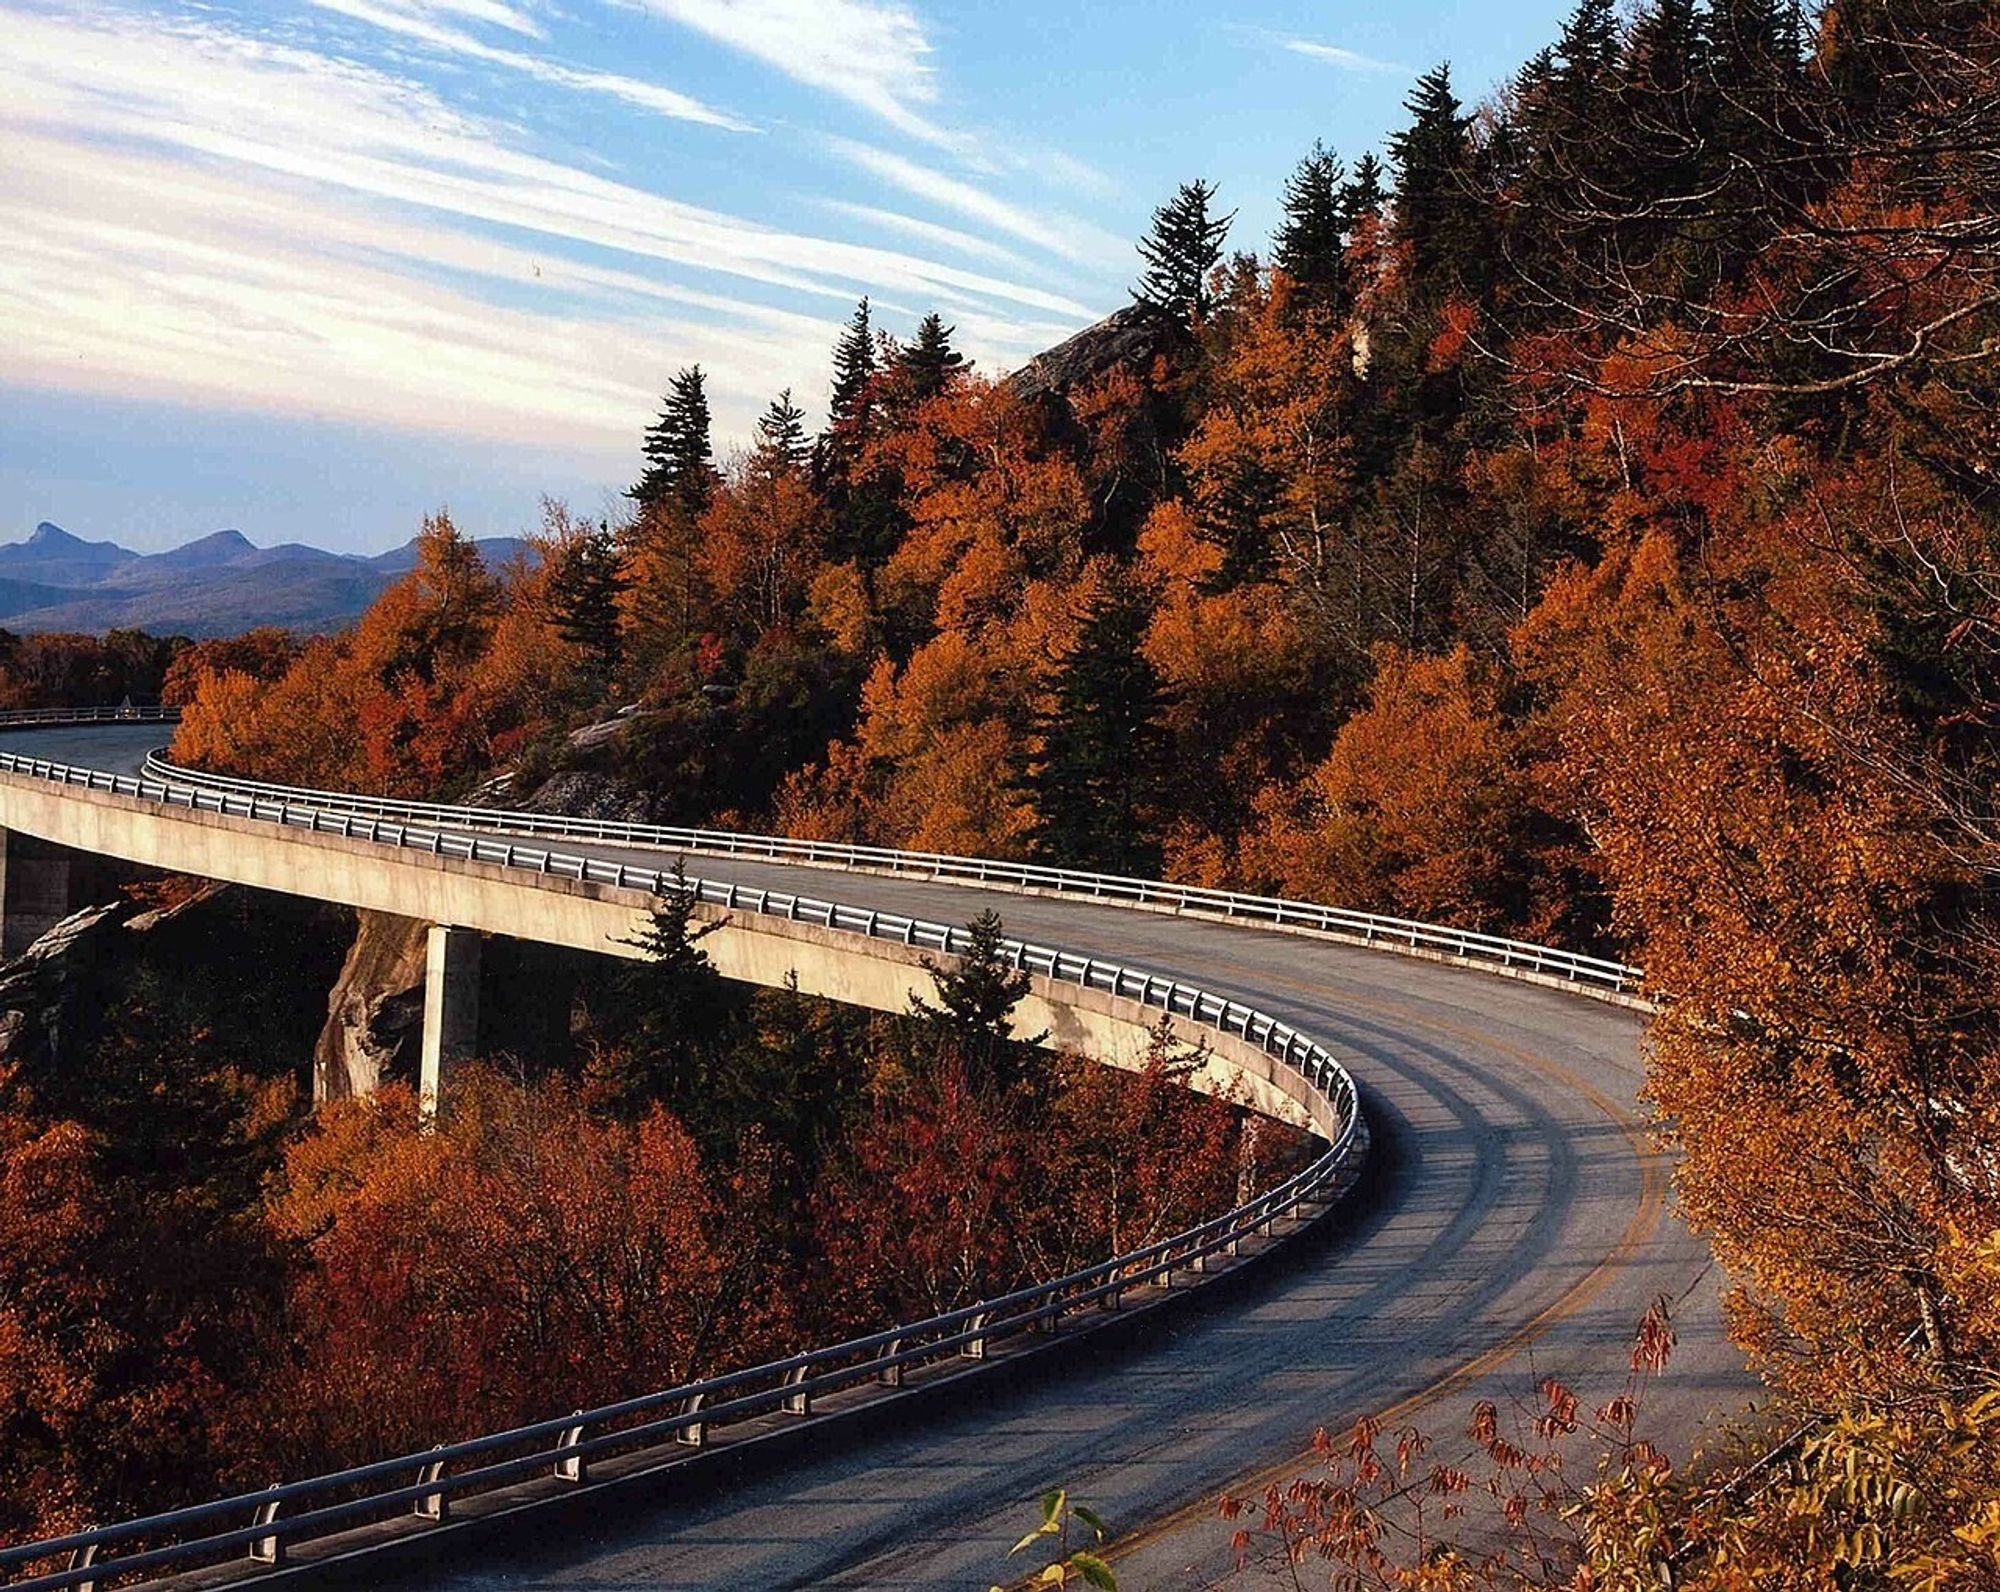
xmin=677 ymin=1392 xmax=708 ymax=1449
xmin=65 ymin=1543 xmax=99 ymax=1592
xmin=414 ymin=1447 xmax=448 ymax=1521
xmin=783 ymin=1363 xmax=813 ymax=1416
xmin=961 ymin=1312 xmax=991 ymax=1360
xmin=248 ymin=1487 xmax=284 ymax=1566
xmin=878 ymin=1339 xmax=905 ymax=1387
xmin=554 ymin=1415 xmax=588 ymax=1482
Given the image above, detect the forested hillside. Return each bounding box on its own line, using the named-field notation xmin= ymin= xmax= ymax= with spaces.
xmin=44 ymin=0 xmax=2000 ymax=1580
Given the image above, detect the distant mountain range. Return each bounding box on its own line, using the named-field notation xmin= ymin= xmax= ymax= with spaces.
xmin=0 ymin=523 xmax=533 ymax=638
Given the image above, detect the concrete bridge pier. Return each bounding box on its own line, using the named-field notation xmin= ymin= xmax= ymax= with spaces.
xmin=419 ymin=924 xmax=482 ymax=1117
xmin=0 ymin=827 xmax=98 ymax=958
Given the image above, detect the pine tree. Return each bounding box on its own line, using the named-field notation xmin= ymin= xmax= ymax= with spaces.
xmin=894 ymin=312 xmax=966 ymax=407
xmin=1339 ymin=152 xmax=1388 ymax=229
xmin=1275 ymin=141 xmax=1348 ymax=306
xmin=909 ymin=909 xmax=1044 ymax=1092
xmin=816 ymin=297 xmax=904 ymax=567
xmin=1624 ymin=0 xmax=1703 ymax=100
xmin=1554 ymin=0 xmax=1620 ymax=92
xmin=1024 ymin=576 xmax=1174 ymax=875
xmin=631 ymin=366 xmax=717 ymax=520
xmin=754 ymin=389 xmax=810 ymax=476
xmin=1132 ymin=180 xmax=1235 ymax=323
xmin=605 ymin=867 xmax=733 ymax=1126
xmin=1388 ymin=64 xmax=1487 ymax=299
xmin=826 ymin=298 xmax=877 ymax=433
xmin=545 ymin=520 xmax=624 ymax=683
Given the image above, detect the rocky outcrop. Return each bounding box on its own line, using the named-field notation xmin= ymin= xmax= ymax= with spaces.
xmin=313 ymin=910 xmax=429 ymax=1102
xmin=0 ymin=900 xmax=131 ymax=1071
xmin=514 ymin=769 xmax=661 ymax=823
xmin=0 ymin=882 xmax=235 ymax=1073
xmin=1005 ymin=302 xmax=1187 ymax=411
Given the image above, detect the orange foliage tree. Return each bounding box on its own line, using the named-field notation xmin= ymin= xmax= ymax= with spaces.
xmin=267 ymin=1069 xmax=786 ymax=1466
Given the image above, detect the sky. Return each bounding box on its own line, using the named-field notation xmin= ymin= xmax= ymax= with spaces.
xmin=0 ymin=0 xmax=1576 ymax=554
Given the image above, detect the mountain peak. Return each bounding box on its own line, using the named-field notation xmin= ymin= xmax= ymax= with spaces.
xmin=30 ymin=521 xmax=85 ymax=548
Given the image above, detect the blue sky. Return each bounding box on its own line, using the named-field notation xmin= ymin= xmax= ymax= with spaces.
xmin=0 ymin=0 xmax=1575 ymax=553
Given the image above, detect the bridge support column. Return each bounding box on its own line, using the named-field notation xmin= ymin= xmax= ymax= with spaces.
xmin=419 ymin=925 xmax=481 ymax=1117
xmin=0 ymin=828 xmax=79 ymax=959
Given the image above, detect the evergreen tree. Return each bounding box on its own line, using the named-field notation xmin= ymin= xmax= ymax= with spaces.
xmin=1388 ymin=64 xmax=1487 ymax=299
xmin=1624 ymin=0 xmax=1703 ymax=101
xmin=1024 ymin=576 xmax=1174 ymax=875
xmin=894 ymin=312 xmax=966 ymax=407
xmin=754 ymin=389 xmax=810 ymax=476
xmin=816 ymin=297 xmax=905 ymax=569
xmin=631 ymin=366 xmax=718 ymax=520
xmin=1339 ymin=151 xmax=1389 ymax=229
xmin=909 ymin=909 xmax=1043 ymax=1093
xmin=1554 ymin=0 xmax=1620 ymax=92
xmin=1132 ymin=179 xmax=1235 ymax=323
xmin=544 ymin=520 xmax=624 ymax=683
xmin=604 ymin=868 xmax=734 ymax=1130
xmin=826 ymin=298 xmax=877 ymax=434
xmin=1275 ymin=141 xmax=1348 ymax=306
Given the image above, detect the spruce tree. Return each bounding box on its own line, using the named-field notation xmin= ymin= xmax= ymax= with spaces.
xmin=545 ymin=520 xmax=624 ymax=683
xmin=1275 ymin=141 xmax=1348 ymax=306
xmin=605 ymin=867 xmax=733 ymax=1129
xmin=894 ymin=312 xmax=965 ymax=406
xmin=631 ymin=365 xmax=717 ymax=520
xmin=1024 ymin=576 xmax=1174 ymax=875
xmin=1132 ymin=179 xmax=1235 ymax=324
xmin=755 ymin=388 xmax=810 ymax=475
xmin=816 ymin=297 xmax=904 ymax=568
xmin=1387 ymin=64 xmax=1486 ymax=299
xmin=826 ymin=298 xmax=876 ymax=433
xmin=909 ymin=909 xmax=1043 ymax=1092
xmin=1339 ymin=152 xmax=1388 ymax=229
xmin=1554 ymin=0 xmax=1620 ymax=93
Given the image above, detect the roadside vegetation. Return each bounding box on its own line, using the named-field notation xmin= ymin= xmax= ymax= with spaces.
xmin=2 ymin=0 xmax=1997 ymax=1579
xmin=0 ymin=893 xmax=1302 ymax=1541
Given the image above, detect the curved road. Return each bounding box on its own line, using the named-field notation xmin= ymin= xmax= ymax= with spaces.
xmin=10 ymin=726 xmax=1753 ymax=1591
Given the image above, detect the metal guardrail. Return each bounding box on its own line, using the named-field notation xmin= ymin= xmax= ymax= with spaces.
xmin=0 ymin=705 xmax=179 ymax=725
xmin=138 ymin=752 xmax=1643 ymax=994
xmin=0 ymin=745 xmax=1363 ymax=1592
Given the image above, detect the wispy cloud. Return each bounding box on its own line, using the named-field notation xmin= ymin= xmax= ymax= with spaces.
xmin=403 ymin=0 xmax=547 ymax=39
xmin=629 ymin=0 xmax=952 ymax=144
xmin=1278 ymin=35 xmax=1409 ymax=75
xmin=828 ymin=136 xmax=1125 ymax=267
xmin=0 ymin=2 xmax=1097 ymax=450
xmin=818 ymin=200 xmax=1037 ymax=271
xmin=308 ymin=0 xmax=753 ymax=129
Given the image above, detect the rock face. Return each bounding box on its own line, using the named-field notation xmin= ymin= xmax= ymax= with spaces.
xmin=1005 ymin=302 xmax=1187 ymax=411
xmin=512 ymin=768 xmax=662 ymax=824
xmin=0 ymin=900 xmax=132 ymax=1071
xmin=0 ymin=883 xmax=232 ymax=1072
xmin=313 ymin=910 xmax=429 ymax=1102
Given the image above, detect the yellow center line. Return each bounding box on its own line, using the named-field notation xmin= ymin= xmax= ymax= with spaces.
xmin=1093 ymin=970 xmax=1668 ymax=1572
